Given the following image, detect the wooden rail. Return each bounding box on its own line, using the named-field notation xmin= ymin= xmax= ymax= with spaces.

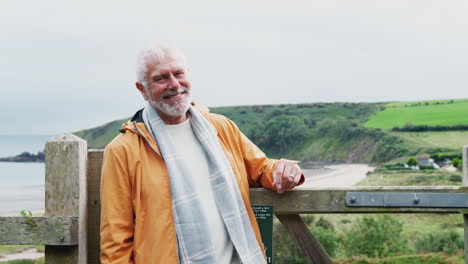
xmin=0 ymin=216 xmax=78 ymax=245
xmin=0 ymin=134 xmax=467 ymax=264
xmin=251 ymin=186 xmax=468 ymax=214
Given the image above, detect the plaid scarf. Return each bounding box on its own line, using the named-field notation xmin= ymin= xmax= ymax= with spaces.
xmin=143 ymin=103 xmax=265 ymax=264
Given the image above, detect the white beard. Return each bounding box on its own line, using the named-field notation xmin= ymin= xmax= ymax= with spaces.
xmin=149 ymin=87 xmax=191 ymax=117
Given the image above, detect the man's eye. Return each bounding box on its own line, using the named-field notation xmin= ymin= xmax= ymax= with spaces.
xmin=175 ymin=72 xmax=184 ymax=76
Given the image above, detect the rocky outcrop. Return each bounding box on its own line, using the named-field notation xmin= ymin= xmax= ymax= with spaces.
xmin=0 ymin=151 xmax=45 ymax=162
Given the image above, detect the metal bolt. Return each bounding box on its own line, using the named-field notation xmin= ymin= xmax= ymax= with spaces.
xmin=413 ymin=197 xmax=420 ymax=204
xmin=59 ymin=236 xmax=64 ymax=242
xmin=350 ymin=196 xmax=357 ymax=204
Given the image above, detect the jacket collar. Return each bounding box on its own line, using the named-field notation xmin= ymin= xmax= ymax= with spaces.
xmin=121 ymin=102 xmax=218 ymax=159
xmin=126 ymin=102 xmax=218 ymax=134
xmin=120 ymin=109 xmax=162 ymax=158
xmin=130 ymin=108 xmax=144 ymax=123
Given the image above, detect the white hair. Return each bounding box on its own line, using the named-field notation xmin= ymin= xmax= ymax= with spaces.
xmin=136 ymin=42 xmax=187 ymax=87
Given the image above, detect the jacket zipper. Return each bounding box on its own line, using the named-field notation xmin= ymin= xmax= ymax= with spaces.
xmin=132 ymin=121 xmax=164 ymax=161
xmin=133 ymin=121 xmax=179 ymax=262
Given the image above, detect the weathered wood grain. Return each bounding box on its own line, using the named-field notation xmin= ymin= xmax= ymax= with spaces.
xmin=0 ymin=216 xmax=78 ymax=245
xmin=277 ymin=214 xmax=333 ymax=264
xmin=87 ymin=149 xmax=103 ymax=264
xmin=45 ymin=134 xmax=87 ymax=264
xmin=464 ymin=145 xmax=468 ymax=186
xmin=250 ymin=186 xmax=468 ymax=214
xmin=463 ymin=145 xmax=468 ymax=264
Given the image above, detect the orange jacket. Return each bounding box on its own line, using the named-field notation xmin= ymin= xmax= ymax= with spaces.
xmin=100 ymin=108 xmax=300 ymax=263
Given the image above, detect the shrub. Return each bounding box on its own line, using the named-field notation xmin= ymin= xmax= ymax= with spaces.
xmin=311 ymin=226 xmax=339 ymax=257
xmin=273 ymin=215 xmax=338 ymax=262
xmin=407 ymin=157 xmax=419 ymax=166
xmin=261 ymin=115 xmax=309 ymax=155
xmin=343 ymin=215 xmax=408 ymax=258
xmin=340 ymin=218 xmax=352 ymax=224
xmin=431 ymin=153 xmax=462 ymax=163
xmin=451 ymin=158 xmax=462 ymax=168
xmin=449 ymin=174 xmax=462 ymax=182
xmin=415 ymin=230 xmax=464 ymax=254
xmin=316 ymin=217 xmax=335 ymax=231
xmin=392 ymin=124 xmax=468 ymax=132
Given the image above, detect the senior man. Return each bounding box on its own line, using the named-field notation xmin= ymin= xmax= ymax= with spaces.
xmin=100 ymin=43 xmax=304 ymax=264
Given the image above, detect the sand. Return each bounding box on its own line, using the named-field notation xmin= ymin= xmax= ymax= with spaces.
xmin=0 ymin=248 xmax=43 ymax=261
xmin=301 ymin=163 xmax=375 ymax=187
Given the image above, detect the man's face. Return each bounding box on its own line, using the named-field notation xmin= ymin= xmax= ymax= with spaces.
xmin=138 ymin=53 xmax=191 ymax=122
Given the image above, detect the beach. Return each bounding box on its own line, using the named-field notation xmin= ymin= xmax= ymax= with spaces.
xmin=301 ymin=163 xmax=375 ymax=187
xmin=0 ymin=162 xmax=45 ymax=216
xmin=0 ymin=185 xmax=44 ymax=216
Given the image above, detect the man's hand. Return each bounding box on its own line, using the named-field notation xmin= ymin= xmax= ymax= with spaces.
xmin=273 ymin=159 xmax=302 ymax=194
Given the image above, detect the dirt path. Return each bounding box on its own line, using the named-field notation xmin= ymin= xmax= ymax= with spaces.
xmin=301 ymin=164 xmax=375 ymax=187
xmin=0 ymin=248 xmax=43 ymax=261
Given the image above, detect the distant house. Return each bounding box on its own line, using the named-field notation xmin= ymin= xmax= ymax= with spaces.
xmin=416 ymin=155 xmax=431 ymax=165
xmin=416 ymin=155 xmax=438 ymax=169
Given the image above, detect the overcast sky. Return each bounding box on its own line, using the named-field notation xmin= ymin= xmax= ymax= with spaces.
xmin=1 ymin=0 xmax=467 ymax=135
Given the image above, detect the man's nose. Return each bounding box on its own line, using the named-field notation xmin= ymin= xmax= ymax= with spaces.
xmin=167 ymin=74 xmax=180 ymax=89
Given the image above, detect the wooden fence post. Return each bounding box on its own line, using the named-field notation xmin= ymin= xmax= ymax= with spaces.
xmin=87 ymin=149 xmax=104 ymax=264
xmin=463 ymin=145 xmax=468 ymax=264
xmin=277 ymin=214 xmax=333 ymax=264
xmin=45 ymin=134 xmax=87 ymax=263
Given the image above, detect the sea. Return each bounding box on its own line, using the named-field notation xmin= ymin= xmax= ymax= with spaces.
xmin=0 ymin=134 xmax=52 ymax=215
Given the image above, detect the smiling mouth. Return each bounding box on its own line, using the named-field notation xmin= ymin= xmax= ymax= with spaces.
xmin=163 ymin=91 xmax=187 ymax=100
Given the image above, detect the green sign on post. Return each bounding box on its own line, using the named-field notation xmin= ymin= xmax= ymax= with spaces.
xmin=252 ymin=205 xmax=273 ymax=264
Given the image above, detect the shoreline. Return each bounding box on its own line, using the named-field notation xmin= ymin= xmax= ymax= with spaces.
xmin=301 ymin=163 xmax=375 ymax=187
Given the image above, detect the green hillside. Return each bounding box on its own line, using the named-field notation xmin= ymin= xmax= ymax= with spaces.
xmin=74 ymin=118 xmax=128 ymax=149
xmin=365 ymin=99 xmax=468 ymax=129
xmin=75 ymin=103 xmax=410 ymax=162
xmin=75 ymin=102 xmax=384 ymax=150
xmin=74 ymin=100 xmax=466 ymax=163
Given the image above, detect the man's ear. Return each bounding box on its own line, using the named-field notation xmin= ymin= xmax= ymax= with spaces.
xmin=135 ymin=82 xmax=149 ymax=101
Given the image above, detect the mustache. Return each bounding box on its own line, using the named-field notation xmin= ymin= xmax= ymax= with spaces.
xmin=161 ymin=86 xmax=189 ymax=97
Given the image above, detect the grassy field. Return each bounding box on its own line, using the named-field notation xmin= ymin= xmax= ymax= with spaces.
xmin=304 ymin=170 xmax=465 ymax=260
xmin=365 ymin=99 xmax=468 ymax=129
xmin=391 ymin=131 xmax=468 ymax=150
xmin=356 ymin=169 xmax=463 ymax=186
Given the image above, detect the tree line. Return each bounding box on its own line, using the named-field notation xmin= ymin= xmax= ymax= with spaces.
xmin=392 ymin=123 xmax=468 ymax=132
